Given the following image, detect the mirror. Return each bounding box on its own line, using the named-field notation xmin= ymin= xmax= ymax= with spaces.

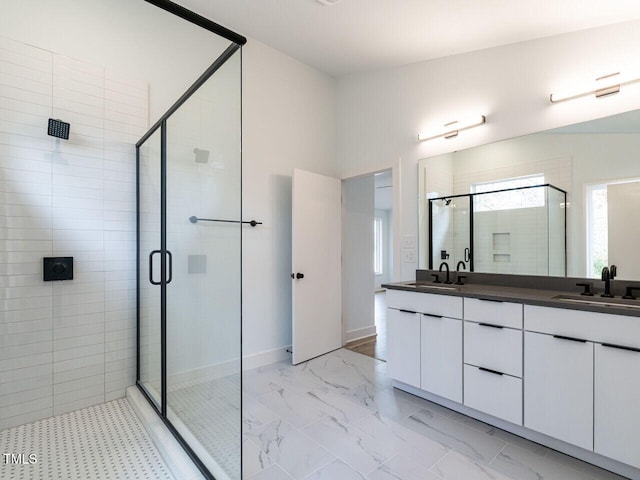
xmin=418 ymin=109 xmax=640 ymax=280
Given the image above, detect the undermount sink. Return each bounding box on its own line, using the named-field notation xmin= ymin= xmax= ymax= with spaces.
xmin=552 ymin=294 xmax=640 ymax=310
xmin=408 ymin=282 xmax=459 ymax=291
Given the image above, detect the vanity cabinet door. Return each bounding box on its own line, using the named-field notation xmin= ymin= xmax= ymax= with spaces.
xmin=524 ymin=331 xmax=593 ymax=451
xmin=594 ymin=343 xmax=640 ymax=469
xmin=387 ymin=308 xmax=421 ymax=388
xmin=421 ymin=315 xmax=462 ymax=402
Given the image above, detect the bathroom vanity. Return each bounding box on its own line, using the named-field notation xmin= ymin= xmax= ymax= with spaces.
xmin=383 ymin=272 xmax=640 ymax=479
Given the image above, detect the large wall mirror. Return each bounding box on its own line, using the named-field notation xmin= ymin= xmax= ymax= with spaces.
xmin=418 ymin=109 xmax=640 ymax=280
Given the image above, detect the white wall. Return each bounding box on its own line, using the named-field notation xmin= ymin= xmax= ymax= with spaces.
xmin=342 ymin=176 xmax=375 ymax=342
xmin=336 ymin=20 xmax=640 ymax=280
xmin=375 ymin=208 xmax=392 ymax=289
xmin=241 ymin=40 xmax=337 ymax=363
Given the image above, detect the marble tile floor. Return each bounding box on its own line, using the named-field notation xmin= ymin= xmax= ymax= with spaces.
xmin=242 ymin=348 xmax=628 ymax=480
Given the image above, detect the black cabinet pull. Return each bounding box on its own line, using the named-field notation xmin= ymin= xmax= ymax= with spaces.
xmin=478 ymin=366 xmax=504 ymax=376
xmin=423 ymin=313 xmax=443 ymax=319
xmin=601 ymin=342 xmax=640 ymax=353
xmin=399 ymin=309 xmax=417 ymax=314
xmin=478 ymin=322 xmax=503 ymax=329
xmin=553 ymin=334 xmax=587 ymax=343
xmin=478 ymin=298 xmax=503 ymax=303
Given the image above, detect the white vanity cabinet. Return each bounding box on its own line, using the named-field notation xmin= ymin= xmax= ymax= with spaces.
xmin=524 ymin=331 xmax=594 ymax=450
xmin=385 ymin=290 xmax=640 ymax=478
xmin=387 ymin=308 xmax=421 ymax=387
xmin=594 ymin=342 xmax=640 ymax=469
xmin=387 ymin=289 xmax=463 ymax=398
xmin=463 ymin=298 xmax=523 ymax=424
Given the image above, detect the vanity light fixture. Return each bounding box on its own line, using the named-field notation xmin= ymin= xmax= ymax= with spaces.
xmin=550 ymin=72 xmax=640 ymax=103
xmin=418 ymin=115 xmax=486 ymax=142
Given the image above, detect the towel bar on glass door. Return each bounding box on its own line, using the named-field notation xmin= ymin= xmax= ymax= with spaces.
xmin=189 ymin=216 xmax=262 ymax=227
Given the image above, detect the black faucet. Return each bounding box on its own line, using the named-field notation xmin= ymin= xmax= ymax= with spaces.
xmin=439 ymin=261 xmax=451 ymax=284
xmin=576 ymin=282 xmax=594 ymax=296
xmin=455 ymin=261 xmax=466 ymax=285
xmin=601 ymin=266 xmax=614 ymax=298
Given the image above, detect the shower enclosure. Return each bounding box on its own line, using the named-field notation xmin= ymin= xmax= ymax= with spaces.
xmin=429 ymin=184 xmax=567 ymax=276
xmin=136 ymin=9 xmax=245 ymax=478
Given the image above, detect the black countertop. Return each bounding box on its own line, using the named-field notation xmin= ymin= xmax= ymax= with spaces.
xmin=382 ymin=273 xmax=640 ymax=318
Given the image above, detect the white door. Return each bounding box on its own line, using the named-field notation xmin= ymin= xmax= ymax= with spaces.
xmin=292 ymin=169 xmax=342 ymax=364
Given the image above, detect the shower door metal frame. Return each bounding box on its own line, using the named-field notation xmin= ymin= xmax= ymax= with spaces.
xmin=135 ymin=41 xmax=245 ymax=480
xmin=428 ymin=183 xmax=567 ymax=275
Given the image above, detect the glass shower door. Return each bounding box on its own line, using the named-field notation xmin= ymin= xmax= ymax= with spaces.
xmin=165 ymin=50 xmax=242 ymax=479
xmin=138 ymin=128 xmax=163 ymax=409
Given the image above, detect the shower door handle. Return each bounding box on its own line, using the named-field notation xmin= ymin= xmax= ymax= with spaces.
xmin=149 ymin=250 xmax=161 ymax=285
xmin=150 ymin=250 xmax=173 ymax=284
xmin=166 ymin=250 xmax=173 ymax=284
xmin=464 ymin=248 xmax=471 ymax=262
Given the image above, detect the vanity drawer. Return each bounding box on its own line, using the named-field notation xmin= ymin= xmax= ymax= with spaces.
xmin=464 ymin=321 xmax=522 ymax=377
xmin=464 ymin=364 xmax=522 ymax=425
xmin=387 ymin=289 xmax=462 ymax=318
xmin=524 ymin=305 xmax=640 ymax=348
xmin=464 ymin=297 xmax=522 ymax=329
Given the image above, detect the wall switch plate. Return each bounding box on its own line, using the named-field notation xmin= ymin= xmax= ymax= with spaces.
xmin=402 ymin=248 xmax=416 ymax=263
xmin=402 ymin=235 xmax=417 ymax=248
xmin=43 ymin=257 xmax=73 ymax=281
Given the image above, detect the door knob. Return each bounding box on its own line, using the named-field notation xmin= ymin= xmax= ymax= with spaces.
xmin=291 ymin=272 xmax=304 ymax=279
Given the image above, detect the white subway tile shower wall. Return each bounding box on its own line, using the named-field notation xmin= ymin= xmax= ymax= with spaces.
xmin=0 ymin=36 xmax=148 ymax=429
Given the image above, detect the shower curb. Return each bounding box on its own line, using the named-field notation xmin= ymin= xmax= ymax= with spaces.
xmin=126 ymin=386 xmax=204 ymax=480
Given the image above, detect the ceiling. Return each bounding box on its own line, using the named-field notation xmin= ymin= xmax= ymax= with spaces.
xmin=175 ymin=0 xmax=640 ymax=77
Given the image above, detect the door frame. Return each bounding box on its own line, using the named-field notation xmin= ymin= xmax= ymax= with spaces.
xmin=340 ymin=160 xmax=401 ymax=346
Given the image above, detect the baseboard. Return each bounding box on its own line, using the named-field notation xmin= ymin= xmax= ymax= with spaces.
xmin=345 ymin=325 xmax=377 ymax=343
xmin=242 ymin=345 xmax=292 ymax=370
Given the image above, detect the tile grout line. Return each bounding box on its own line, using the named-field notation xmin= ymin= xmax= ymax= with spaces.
xmin=427 ymin=448 xmax=453 ymax=479
xmin=488 ymin=441 xmax=508 ymax=465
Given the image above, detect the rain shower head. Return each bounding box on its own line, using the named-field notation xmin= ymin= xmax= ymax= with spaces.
xmin=193 ymin=148 xmax=209 ymax=163
xmin=48 ymin=118 xmax=70 ymax=140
